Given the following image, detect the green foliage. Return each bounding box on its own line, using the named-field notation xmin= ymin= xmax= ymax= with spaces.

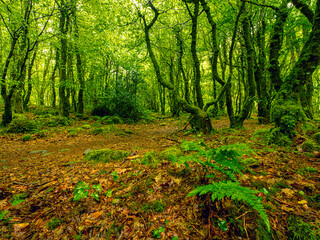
xmin=301 ymin=139 xmax=319 ymax=152
xmin=175 ymin=141 xmax=270 ymax=232
xmin=287 ymin=216 xmax=319 ymax=240
xmin=106 ymin=115 xmax=123 ymax=124
xmin=298 ymin=167 xmax=318 ymax=176
xmin=73 ymin=182 xmax=101 ymax=202
xmin=110 ymin=171 xmax=119 ymax=181
xmin=33 ymin=107 xmax=59 ymax=116
xmin=67 ymin=128 xmax=82 ymax=137
xmin=176 ymin=141 xmax=248 ymax=182
xmin=46 ymin=116 xmax=72 ymax=127
xmin=21 ymin=134 xmax=33 ymax=141
xmin=302 ymin=122 xmax=317 ymax=135
xmin=188 ymin=181 xmax=270 ymax=232
xmin=6 ymin=118 xmax=39 ymax=133
xmin=142 ymin=200 xmax=166 ymax=213
xmin=12 ymin=192 xmax=28 ymax=206
xmin=271 ymin=100 xmax=306 ymax=127
xmin=270 ymin=100 xmax=306 ymax=139
xmin=91 ymin=86 xmax=144 ymax=122
xmin=265 ymin=128 xmax=292 ymax=146
xmin=47 ymin=217 xmax=62 ymax=230
xmin=253 ymin=128 xmax=270 ymax=137
xmin=73 ymin=181 xmax=90 ymax=201
xmin=153 ymin=226 xmax=165 ymax=238
xmin=84 ymin=148 xmax=129 ymax=163
xmin=159 ymin=147 xmax=182 ymax=161
xmin=313 ymin=131 xmax=320 ymax=144
xmin=0 ymin=210 xmax=8 ymax=221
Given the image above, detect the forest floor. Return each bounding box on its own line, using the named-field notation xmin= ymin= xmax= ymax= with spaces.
xmin=0 ymin=113 xmax=319 ymax=239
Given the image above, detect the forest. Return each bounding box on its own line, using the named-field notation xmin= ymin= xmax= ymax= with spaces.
xmin=0 ymin=0 xmax=320 ymax=239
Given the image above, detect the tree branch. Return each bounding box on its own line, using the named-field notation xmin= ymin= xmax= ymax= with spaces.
xmin=291 ymin=0 xmax=314 ymax=24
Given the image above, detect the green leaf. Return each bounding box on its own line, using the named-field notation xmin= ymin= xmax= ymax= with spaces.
xmin=172 ymin=237 xmax=178 ymax=240
xmin=218 ymin=219 xmax=228 ymax=232
xmin=106 ymin=189 xmax=113 ymax=197
xmin=91 ymin=192 xmax=100 ymax=201
xmin=0 ymin=210 xmax=8 ymax=220
xmin=159 ymin=226 xmax=165 ymax=233
xmin=92 ymin=184 xmax=102 ymax=191
xmin=110 ymin=171 xmax=119 ymax=181
xmin=153 ymin=229 xmax=161 ymax=238
xmin=12 ymin=199 xmax=25 ymax=206
xmin=260 ymin=188 xmax=269 ymax=195
xmin=73 ymin=189 xmax=89 ymax=201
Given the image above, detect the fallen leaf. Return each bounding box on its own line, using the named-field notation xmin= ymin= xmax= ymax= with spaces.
xmin=298 ymin=200 xmax=308 ymax=205
xmin=281 ymin=188 xmax=295 ymax=198
xmin=90 ymin=211 xmax=103 ymax=220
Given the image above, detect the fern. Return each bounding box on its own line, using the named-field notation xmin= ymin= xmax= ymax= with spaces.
xmin=188 ymin=181 xmax=270 ymax=232
xmin=177 ymin=141 xmax=270 ymax=232
xmin=177 ymin=141 xmax=248 ymax=181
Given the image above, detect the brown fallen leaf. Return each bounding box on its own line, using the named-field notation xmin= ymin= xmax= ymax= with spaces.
xmin=13 ymin=223 xmax=29 ymax=238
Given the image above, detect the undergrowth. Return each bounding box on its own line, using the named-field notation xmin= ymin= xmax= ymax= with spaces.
xmin=171 ymin=140 xmax=271 ymax=234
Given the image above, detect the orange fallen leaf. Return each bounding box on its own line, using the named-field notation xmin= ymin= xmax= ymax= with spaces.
xmin=90 ymin=210 xmax=103 ymax=220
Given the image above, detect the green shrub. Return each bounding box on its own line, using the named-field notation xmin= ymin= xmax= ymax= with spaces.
xmin=106 ymin=116 xmax=123 ymax=124
xmin=91 ymin=86 xmax=144 ymax=122
xmin=21 ymin=134 xmax=33 ymax=141
xmin=6 ymin=118 xmax=39 ymax=133
xmin=47 ymin=116 xmax=72 ymax=127
xmin=265 ymin=128 xmax=292 ymax=146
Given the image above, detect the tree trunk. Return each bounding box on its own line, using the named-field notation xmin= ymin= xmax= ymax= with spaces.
xmin=139 ymin=1 xmax=212 ymax=132
xmin=268 ymin=0 xmax=288 ymax=91
xmin=59 ymin=2 xmax=70 ymax=117
xmin=188 ymin=0 xmax=203 ymax=109
xmin=255 ymin=19 xmax=270 ymax=123
xmin=23 ymin=45 xmax=38 ymax=111
xmin=270 ymin=0 xmax=320 ymax=140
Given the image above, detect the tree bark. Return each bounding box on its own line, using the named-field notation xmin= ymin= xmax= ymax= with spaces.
xmin=58 ymin=1 xmax=70 ymax=117
xmin=139 ymin=1 xmax=212 ymax=132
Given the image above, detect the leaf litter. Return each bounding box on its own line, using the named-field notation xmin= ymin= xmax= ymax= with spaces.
xmin=0 ymin=116 xmax=319 ymax=239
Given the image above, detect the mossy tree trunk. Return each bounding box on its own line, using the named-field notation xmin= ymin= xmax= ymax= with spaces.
xmin=23 ymin=43 xmax=38 ymax=111
xmin=200 ymin=0 xmax=226 ymax=113
xmin=268 ymin=0 xmax=288 ymax=92
xmin=138 ymin=1 xmax=213 ymax=133
xmin=270 ymin=0 xmax=320 ymax=140
xmin=185 ymin=0 xmax=203 ymax=109
xmin=175 ymin=29 xmax=190 ymax=104
xmin=1 ymin=37 xmax=18 ymax=126
xmin=224 ymin=1 xmax=256 ymax=129
xmin=255 ymin=19 xmax=271 ymax=124
xmin=58 ymin=0 xmax=70 ymax=117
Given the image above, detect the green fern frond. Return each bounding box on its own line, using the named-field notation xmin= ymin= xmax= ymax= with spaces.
xmin=188 ymin=181 xmax=270 ymax=232
xmin=181 ymin=141 xmax=207 ymax=155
